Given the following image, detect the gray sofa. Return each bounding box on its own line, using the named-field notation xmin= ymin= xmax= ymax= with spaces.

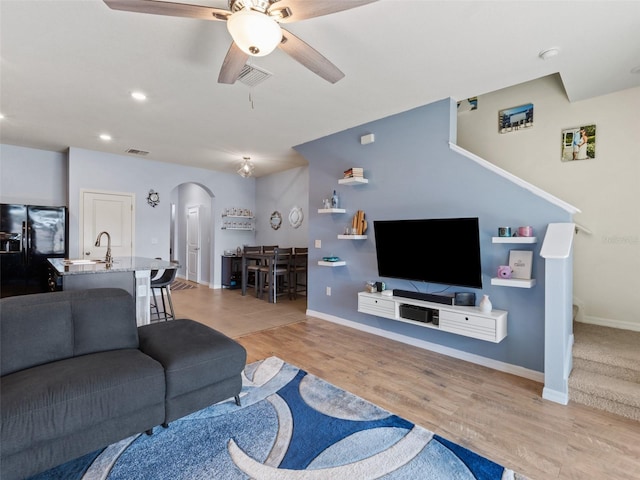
xmin=0 ymin=288 xmax=247 ymax=480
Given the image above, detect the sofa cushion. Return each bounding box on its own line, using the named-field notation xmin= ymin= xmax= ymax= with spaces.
xmin=0 ymin=296 xmax=73 ymax=376
xmin=138 ymin=319 xmax=247 ymax=400
xmin=0 ymin=289 xmax=139 ymax=377
xmin=0 ymin=349 xmax=165 ymax=456
xmin=70 ymin=288 xmax=138 ymax=356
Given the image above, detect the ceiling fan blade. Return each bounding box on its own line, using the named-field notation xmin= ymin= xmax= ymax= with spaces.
xmin=103 ymin=0 xmax=231 ymax=21
xmin=278 ymin=29 xmax=344 ymax=83
xmin=218 ymin=42 xmax=249 ymax=84
xmin=270 ymin=0 xmax=378 ymax=23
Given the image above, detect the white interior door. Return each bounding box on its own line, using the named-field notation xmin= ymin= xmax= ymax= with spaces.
xmin=81 ymin=190 xmax=134 ymax=259
xmin=186 ymin=206 xmax=201 ymax=283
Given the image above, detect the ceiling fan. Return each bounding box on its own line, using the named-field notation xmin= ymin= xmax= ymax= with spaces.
xmin=103 ymin=0 xmax=378 ymax=84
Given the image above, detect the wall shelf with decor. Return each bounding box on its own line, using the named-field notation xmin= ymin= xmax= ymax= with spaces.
xmin=492 ymin=236 xmax=537 ymax=244
xmin=490 ymin=277 xmax=536 ymax=288
xmin=492 ymin=233 xmax=536 ymax=288
xmin=338 ymin=177 xmax=368 ymax=185
xmin=221 ymin=211 xmax=254 ymax=231
xmin=318 ymin=260 xmax=346 ymax=267
xmin=221 ymin=226 xmax=254 ymax=231
xmin=318 ymin=208 xmax=346 ymax=214
xmin=337 ymin=234 xmax=367 ymax=240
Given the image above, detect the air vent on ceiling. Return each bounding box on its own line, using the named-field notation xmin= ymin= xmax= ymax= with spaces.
xmin=238 ymin=64 xmax=272 ymax=87
xmin=125 ymin=148 xmax=149 ymax=156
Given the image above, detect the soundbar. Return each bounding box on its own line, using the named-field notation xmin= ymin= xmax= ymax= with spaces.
xmin=393 ymin=289 xmax=455 ymax=305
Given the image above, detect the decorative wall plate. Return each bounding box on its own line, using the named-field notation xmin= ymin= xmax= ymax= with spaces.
xmin=288 ymin=206 xmax=304 ymax=229
xmin=270 ymin=211 xmax=282 ymax=230
xmin=147 ymin=189 xmax=160 ymax=207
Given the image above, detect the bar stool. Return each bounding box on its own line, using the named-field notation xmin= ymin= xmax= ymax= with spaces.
xmin=150 ymin=267 xmax=178 ymax=321
xmin=289 ymin=247 xmax=308 ymax=299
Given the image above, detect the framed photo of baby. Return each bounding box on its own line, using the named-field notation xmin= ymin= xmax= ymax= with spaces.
xmin=561 ymin=124 xmax=596 ymax=162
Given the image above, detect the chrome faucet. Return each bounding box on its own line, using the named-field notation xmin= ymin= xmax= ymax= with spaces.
xmin=94 ymin=231 xmax=112 ymax=264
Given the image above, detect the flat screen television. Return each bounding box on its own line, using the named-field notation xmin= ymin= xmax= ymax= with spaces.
xmin=373 ymin=217 xmax=483 ymax=289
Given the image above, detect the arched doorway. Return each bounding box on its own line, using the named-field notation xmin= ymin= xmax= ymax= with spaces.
xmin=171 ymin=182 xmax=214 ymax=286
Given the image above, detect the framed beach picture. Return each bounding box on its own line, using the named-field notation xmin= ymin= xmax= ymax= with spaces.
xmin=498 ymin=103 xmax=533 ymax=133
xmin=509 ymin=250 xmax=533 ymax=279
xmin=561 ymin=124 xmax=596 ymax=162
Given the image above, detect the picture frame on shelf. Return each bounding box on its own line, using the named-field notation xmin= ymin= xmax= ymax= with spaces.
xmin=508 ymin=250 xmax=533 ymax=279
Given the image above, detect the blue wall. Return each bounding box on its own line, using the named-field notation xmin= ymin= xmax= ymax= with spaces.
xmin=296 ymin=98 xmax=572 ymax=372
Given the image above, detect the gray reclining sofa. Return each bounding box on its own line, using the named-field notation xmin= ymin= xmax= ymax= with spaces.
xmin=0 ymin=288 xmax=247 ymax=480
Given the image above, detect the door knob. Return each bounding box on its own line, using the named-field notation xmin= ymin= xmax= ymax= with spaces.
xmin=85 ymin=251 xmax=91 ymax=256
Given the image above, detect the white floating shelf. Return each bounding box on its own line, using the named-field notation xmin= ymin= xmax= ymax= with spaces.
xmin=491 ymin=277 xmax=537 ymax=288
xmin=318 ymin=260 xmax=346 ymax=267
xmin=337 ymin=235 xmax=368 ymax=240
xmin=318 ymin=208 xmax=346 ymax=214
xmin=338 ymin=177 xmax=368 ymax=185
xmin=492 ymin=236 xmax=537 ymax=244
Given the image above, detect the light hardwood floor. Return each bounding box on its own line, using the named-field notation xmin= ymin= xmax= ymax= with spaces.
xmin=171 ymin=284 xmax=640 ymax=480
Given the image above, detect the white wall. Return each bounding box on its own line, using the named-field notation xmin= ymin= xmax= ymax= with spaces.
xmin=457 ymin=74 xmax=640 ymax=329
xmin=255 ymin=166 xmax=309 ymax=249
xmin=0 ymin=144 xmax=67 ymax=206
xmin=67 ymin=147 xmax=259 ymax=288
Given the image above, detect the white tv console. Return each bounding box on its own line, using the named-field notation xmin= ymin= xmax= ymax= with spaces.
xmin=357 ymin=291 xmax=507 ymax=343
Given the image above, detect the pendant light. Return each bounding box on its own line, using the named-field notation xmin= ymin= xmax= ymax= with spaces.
xmin=237 ymin=156 xmax=255 ymax=178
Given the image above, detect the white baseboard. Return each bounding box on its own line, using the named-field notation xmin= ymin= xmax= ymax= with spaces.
xmin=307 ymin=309 xmax=544 ymax=383
xmin=542 ymin=387 xmax=568 ymax=405
xmin=579 ymin=316 xmax=640 ymax=332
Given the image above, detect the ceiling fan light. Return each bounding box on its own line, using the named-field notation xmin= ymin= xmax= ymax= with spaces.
xmin=237 ymin=156 xmax=255 ymax=177
xmin=227 ymin=9 xmax=282 ymax=57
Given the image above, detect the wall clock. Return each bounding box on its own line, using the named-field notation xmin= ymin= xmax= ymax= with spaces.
xmin=147 ymin=189 xmax=160 ymax=207
xmin=270 ymin=211 xmax=282 ymax=230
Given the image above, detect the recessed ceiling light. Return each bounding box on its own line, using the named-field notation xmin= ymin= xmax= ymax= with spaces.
xmin=539 ymin=47 xmax=560 ymax=60
xmin=631 ymin=65 xmax=640 ymax=74
xmin=0 ymin=113 xmax=5 ymax=119
xmin=131 ymin=91 xmax=147 ymax=101
xmin=99 ymin=133 xmax=112 ymax=141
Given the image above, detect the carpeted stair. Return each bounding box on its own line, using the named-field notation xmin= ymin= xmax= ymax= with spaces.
xmin=569 ymin=321 xmax=640 ymax=421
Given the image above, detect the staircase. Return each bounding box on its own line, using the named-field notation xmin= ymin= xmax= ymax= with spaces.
xmin=569 ymin=321 xmax=640 ymax=421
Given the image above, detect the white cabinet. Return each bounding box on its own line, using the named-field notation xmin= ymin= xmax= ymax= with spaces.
xmin=357 ymin=291 xmax=507 ymax=343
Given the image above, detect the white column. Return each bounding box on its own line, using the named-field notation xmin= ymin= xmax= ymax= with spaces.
xmin=134 ymin=269 xmax=151 ymax=326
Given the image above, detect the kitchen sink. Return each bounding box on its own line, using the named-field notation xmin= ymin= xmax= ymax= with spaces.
xmin=63 ymin=259 xmax=108 ymax=265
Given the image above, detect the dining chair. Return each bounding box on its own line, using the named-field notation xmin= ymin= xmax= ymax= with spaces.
xmin=243 ymin=245 xmax=262 ymax=296
xmin=289 ymin=247 xmax=308 ymax=300
xmin=258 ymin=247 xmax=292 ymax=303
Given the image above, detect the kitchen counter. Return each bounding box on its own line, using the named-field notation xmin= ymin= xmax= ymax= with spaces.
xmin=48 ymin=257 xmax=177 ymax=275
xmin=48 ymin=257 xmax=179 ymax=326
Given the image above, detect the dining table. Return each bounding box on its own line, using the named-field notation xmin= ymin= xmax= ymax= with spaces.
xmin=240 ymin=250 xmax=307 ymax=303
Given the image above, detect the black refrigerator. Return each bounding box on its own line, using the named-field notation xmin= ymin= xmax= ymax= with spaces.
xmin=0 ymin=204 xmax=68 ymax=298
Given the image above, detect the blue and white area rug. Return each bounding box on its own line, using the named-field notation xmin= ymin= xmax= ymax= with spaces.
xmin=33 ymin=357 xmax=527 ymax=479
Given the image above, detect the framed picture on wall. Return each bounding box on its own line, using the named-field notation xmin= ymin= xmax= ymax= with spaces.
xmin=498 ymin=103 xmax=534 ymax=133
xmin=561 ymin=124 xmax=596 ymax=162
xmin=498 ymin=103 xmax=533 ymax=133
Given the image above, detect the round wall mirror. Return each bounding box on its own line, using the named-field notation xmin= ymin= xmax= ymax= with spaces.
xmin=270 ymin=211 xmax=282 ymax=230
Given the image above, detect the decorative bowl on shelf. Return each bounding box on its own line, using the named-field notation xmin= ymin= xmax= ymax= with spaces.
xmin=322 ymin=256 xmax=341 ymax=262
